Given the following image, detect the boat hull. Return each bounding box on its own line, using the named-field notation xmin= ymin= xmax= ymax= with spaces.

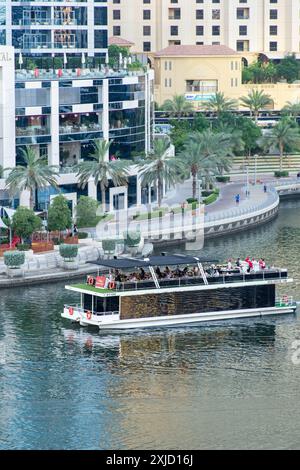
xmin=61 ymin=305 xmax=296 ymax=330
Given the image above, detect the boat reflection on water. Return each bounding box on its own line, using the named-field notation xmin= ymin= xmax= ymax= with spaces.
xmin=61 ymin=318 xmax=284 ymax=364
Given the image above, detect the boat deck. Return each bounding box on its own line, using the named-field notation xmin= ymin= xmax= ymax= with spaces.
xmin=68 ymin=269 xmax=289 ymax=297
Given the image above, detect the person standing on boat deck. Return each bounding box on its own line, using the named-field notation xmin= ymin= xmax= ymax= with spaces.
xmin=140 ymin=267 xmax=146 ymax=280
xmin=155 ymin=267 xmax=163 ymax=279
xmin=259 ymin=258 xmax=266 ymax=270
xmin=245 ymin=257 xmax=253 ymax=272
xmin=236 ymin=257 xmax=241 ymax=268
xmin=227 ymin=259 xmax=233 ymax=270
xmin=252 ymin=259 xmax=260 ymax=272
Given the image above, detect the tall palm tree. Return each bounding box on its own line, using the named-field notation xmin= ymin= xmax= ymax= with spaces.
xmin=138 ymin=139 xmax=184 ymax=207
xmin=180 ymin=130 xmax=234 ymax=198
xmin=76 ymin=139 xmax=129 ymax=212
xmin=205 ymin=92 xmax=238 ymax=116
xmin=5 ymin=146 xmax=58 ymax=209
xmin=282 ymin=101 xmax=300 ymax=121
xmin=161 ymin=94 xmax=194 ymax=116
xmin=260 ymin=118 xmax=300 ymax=171
xmin=240 ymin=89 xmax=273 ymax=123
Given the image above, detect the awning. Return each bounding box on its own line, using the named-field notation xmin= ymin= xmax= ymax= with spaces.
xmin=88 ymin=255 xmax=219 ymax=269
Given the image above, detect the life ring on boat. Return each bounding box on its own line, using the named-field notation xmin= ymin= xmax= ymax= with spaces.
xmin=69 ymin=307 xmax=74 ymax=316
xmin=108 ymin=281 xmax=116 ymax=290
xmin=86 ymin=310 xmax=92 ymax=320
xmin=87 ymin=276 xmax=94 ymax=286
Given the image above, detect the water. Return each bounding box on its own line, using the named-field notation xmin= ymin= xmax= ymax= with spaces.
xmin=1 ymin=200 xmax=300 ymax=450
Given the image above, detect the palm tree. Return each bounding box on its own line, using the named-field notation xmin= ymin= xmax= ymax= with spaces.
xmin=0 ymin=165 xmax=3 ymax=179
xmin=179 ymin=130 xmax=234 ymax=198
xmin=205 ymin=92 xmax=238 ymax=116
xmin=260 ymin=118 xmax=300 ymax=171
xmin=138 ymin=139 xmax=184 ymax=207
xmin=161 ymin=94 xmax=194 ymax=116
xmin=282 ymin=101 xmax=300 ymax=121
xmin=5 ymin=146 xmax=58 ymax=209
xmin=76 ymin=139 xmax=129 ymax=212
xmin=240 ymin=89 xmax=273 ymax=123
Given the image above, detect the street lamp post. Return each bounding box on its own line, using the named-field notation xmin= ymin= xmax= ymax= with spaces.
xmin=254 ymin=154 xmax=258 ymax=185
xmin=246 ymin=165 xmax=250 ymax=198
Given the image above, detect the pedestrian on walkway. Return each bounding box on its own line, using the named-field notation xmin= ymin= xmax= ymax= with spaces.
xmin=263 ymin=184 xmax=267 ymax=193
xmin=235 ymin=194 xmax=240 ymax=204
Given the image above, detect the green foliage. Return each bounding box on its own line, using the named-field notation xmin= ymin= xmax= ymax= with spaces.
xmin=59 ymin=244 xmax=78 ymax=260
xmin=5 ymin=146 xmax=58 ymax=210
xmin=102 ymin=239 xmax=116 ymax=253
xmin=4 ymin=251 xmax=25 ymax=268
xmin=169 ymin=116 xmax=209 ymax=154
xmin=276 ymin=54 xmax=300 ymax=83
xmin=186 ymin=198 xmax=198 ymax=204
xmin=77 ymin=232 xmax=89 ymax=239
xmin=47 ymin=195 xmax=72 ymax=232
xmin=203 ymin=189 xmax=220 ymax=205
xmin=76 ymin=196 xmax=99 ymax=228
xmin=108 ymin=45 xmax=129 ymax=68
xmin=242 ymin=55 xmax=300 ymax=84
xmin=216 ymin=176 xmax=231 ymax=183
xmin=161 ymin=94 xmax=194 ymax=116
xmin=17 ymin=243 xmax=31 ymax=251
xmin=274 ymin=170 xmax=289 ymax=178
xmin=0 ymin=164 xmax=3 ymax=178
xmin=12 ymin=206 xmax=42 ymax=241
xmin=124 ymin=231 xmax=141 ymax=247
xmin=138 ymin=138 xmax=184 ymax=207
xmin=240 ymin=89 xmax=273 ymax=121
xmin=205 ymin=92 xmax=238 ymax=114
xmin=242 ymin=60 xmax=277 ymax=84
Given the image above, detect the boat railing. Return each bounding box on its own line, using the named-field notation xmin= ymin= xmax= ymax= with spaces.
xmin=64 ymin=305 xmax=119 ymax=318
xmin=113 ymin=269 xmax=288 ymax=292
xmin=275 ymin=296 xmax=295 ymax=307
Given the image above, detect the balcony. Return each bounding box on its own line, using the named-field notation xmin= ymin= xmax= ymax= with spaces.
xmin=59 ymin=123 xmax=102 ymax=134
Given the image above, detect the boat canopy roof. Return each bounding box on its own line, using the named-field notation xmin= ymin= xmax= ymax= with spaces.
xmin=88 ymin=255 xmax=218 ymax=269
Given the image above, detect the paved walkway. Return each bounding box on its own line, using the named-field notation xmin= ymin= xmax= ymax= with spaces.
xmin=162 ymin=178 xmax=270 ymax=217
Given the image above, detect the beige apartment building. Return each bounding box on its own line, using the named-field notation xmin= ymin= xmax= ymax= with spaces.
xmin=153 ymin=44 xmax=243 ymax=108
xmin=109 ymin=0 xmax=300 ymax=59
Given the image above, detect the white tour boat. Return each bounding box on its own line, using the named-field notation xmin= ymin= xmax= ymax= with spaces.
xmin=61 ymin=255 xmax=296 ymax=330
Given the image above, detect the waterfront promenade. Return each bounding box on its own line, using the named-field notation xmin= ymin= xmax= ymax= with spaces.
xmin=0 ymin=175 xmax=299 ymax=288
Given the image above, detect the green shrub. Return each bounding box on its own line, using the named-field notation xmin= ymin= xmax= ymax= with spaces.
xmin=0 ymin=238 xmax=9 ymax=245
xmin=203 ymin=190 xmax=220 ymax=205
xmin=78 ymin=232 xmax=89 ymax=239
xmin=274 ymin=170 xmax=289 ymax=178
xmin=17 ymin=243 xmax=31 ymax=251
xmin=186 ymin=198 xmax=198 ymax=204
xmin=4 ymin=251 xmax=25 ymax=268
xmin=124 ymin=231 xmax=141 ymax=247
xmin=59 ymin=244 xmax=78 ymax=260
xmin=216 ymin=176 xmax=230 ymax=183
xmin=102 ymin=239 xmax=116 ymax=253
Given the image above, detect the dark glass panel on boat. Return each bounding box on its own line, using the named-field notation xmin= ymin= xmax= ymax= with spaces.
xmin=83 ymin=295 xmax=119 ymax=314
xmin=120 ymin=285 xmax=276 ymax=320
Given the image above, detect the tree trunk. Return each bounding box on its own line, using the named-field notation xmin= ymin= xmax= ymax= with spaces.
xmin=157 ymin=178 xmax=163 ymax=208
xmin=192 ymin=172 xmax=197 ymax=199
xmin=101 ymin=183 xmax=106 ymax=213
xmin=29 ymin=190 xmax=34 ymax=211
xmin=279 ymin=142 xmax=284 ymax=172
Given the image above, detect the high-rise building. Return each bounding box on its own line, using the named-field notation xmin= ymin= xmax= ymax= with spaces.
xmin=0 ymin=2 xmax=156 ymax=212
xmin=0 ymin=0 xmax=108 ymax=65
xmin=109 ymin=0 xmax=300 ymax=59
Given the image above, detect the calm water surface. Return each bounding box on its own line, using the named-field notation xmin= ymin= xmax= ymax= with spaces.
xmin=1 ymin=200 xmax=300 ymax=450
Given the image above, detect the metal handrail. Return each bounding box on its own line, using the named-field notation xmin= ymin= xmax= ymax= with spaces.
xmin=64 ymin=305 xmax=119 ymax=317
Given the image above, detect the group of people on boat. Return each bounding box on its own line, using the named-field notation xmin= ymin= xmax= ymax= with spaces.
xmin=103 ymin=257 xmax=269 ymax=284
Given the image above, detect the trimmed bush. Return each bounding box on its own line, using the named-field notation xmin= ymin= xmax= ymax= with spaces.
xmin=216 ymin=176 xmax=230 ymax=183
xmin=78 ymin=232 xmax=89 ymax=239
xmin=17 ymin=243 xmax=31 ymax=251
xmin=124 ymin=231 xmax=141 ymax=247
xmin=274 ymin=170 xmax=289 ymax=178
xmin=59 ymin=244 xmax=78 ymax=260
xmin=186 ymin=198 xmax=198 ymax=204
xmin=203 ymin=189 xmax=220 ymax=205
xmin=102 ymin=239 xmax=116 ymax=253
xmin=4 ymin=251 xmax=25 ymax=268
